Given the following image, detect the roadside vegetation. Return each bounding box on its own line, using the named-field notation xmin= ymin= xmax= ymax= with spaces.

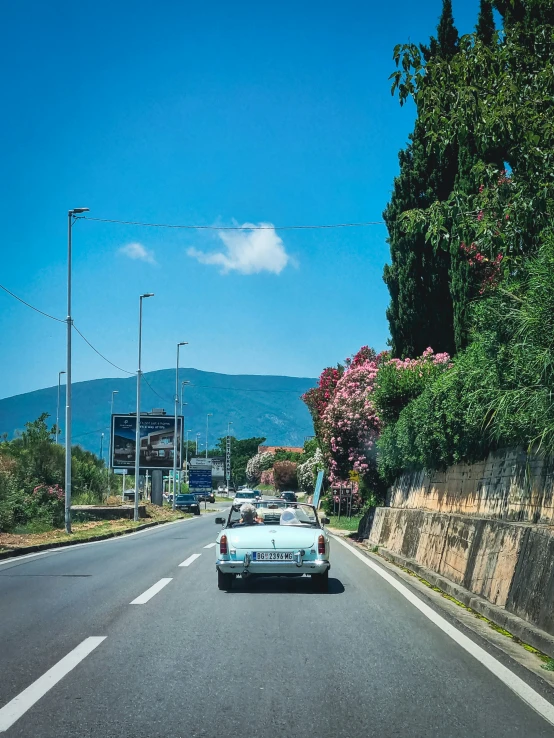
xmin=298 ymin=1 xmax=554 ymax=500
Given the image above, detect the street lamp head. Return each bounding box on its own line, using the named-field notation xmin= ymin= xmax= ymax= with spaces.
xmin=70 ymin=207 xmax=90 ymax=214
xmin=141 ymin=292 xmax=154 ymax=299
xmin=207 ymin=413 xmax=213 ymax=417
xmin=113 ymin=390 xmax=119 ymax=395
xmin=59 ymin=370 xmax=66 ymax=375
xmin=178 ymin=341 xmax=188 ymax=347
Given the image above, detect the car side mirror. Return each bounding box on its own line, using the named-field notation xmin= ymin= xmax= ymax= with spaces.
xmin=321 ymin=517 xmax=330 ymax=525
xmin=215 ymin=517 xmax=225 ymax=525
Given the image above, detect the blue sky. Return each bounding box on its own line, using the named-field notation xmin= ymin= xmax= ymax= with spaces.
xmin=0 ymin=0 xmax=486 ymax=399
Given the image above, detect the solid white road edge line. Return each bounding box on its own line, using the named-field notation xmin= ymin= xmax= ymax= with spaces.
xmin=130 ymin=577 xmax=172 ymax=604
xmin=332 ymin=535 xmax=554 ymax=727
xmin=203 ymin=542 xmax=217 ymax=549
xmin=0 ymin=636 xmax=106 ymax=733
xmin=179 ymin=553 xmax=202 ymax=566
xmin=0 ymin=515 xmax=204 ymax=568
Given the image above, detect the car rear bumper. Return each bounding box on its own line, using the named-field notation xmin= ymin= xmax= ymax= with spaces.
xmin=216 ymin=559 xmax=330 ymax=576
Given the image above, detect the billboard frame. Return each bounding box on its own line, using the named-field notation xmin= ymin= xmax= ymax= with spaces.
xmin=110 ymin=414 xmax=183 ymax=472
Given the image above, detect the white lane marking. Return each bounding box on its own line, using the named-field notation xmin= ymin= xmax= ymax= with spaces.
xmin=0 ymin=636 xmax=106 ymax=732
xmin=179 ymin=553 xmax=202 ymax=567
xmin=203 ymin=542 xmax=217 ymax=549
xmin=333 ymin=535 xmax=554 ymax=727
xmin=0 ymin=516 xmax=205 ymax=568
xmin=130 ymin=578 xmax=172 ymax=604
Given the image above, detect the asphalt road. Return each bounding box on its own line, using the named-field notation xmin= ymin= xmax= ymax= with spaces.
xmin=1 ymin=511 xmax=554 ymax=737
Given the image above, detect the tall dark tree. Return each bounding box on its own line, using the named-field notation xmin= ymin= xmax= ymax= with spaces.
xmin=476 ymin=0 xmax=495 ymax=45
xmin=384 ymin=0 xmax=460 ymax=358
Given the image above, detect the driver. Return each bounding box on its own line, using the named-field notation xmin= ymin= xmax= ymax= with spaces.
xmin=239 ymin=503 xmax=264 ymax=525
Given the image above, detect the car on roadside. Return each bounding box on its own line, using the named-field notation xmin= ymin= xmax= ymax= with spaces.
xmin=194 ymin=491 xmax=215 ymax=504
xmin=214 ymin=501 xmax=331 ymax=592
xmin=175 ymin=493 xmax=201 ymax=515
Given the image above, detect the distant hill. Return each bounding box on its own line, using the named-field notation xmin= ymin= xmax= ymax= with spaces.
xmin=0 ymin=369 xmax=316 ymax=453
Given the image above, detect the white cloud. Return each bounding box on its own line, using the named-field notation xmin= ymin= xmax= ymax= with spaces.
xmin=187 ymin=223 xmax=290 ymax=275
xmin=119 ymin=242 xmax=157 ymax=265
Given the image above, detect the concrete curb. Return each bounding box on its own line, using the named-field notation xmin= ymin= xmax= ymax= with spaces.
xmin=368 ymin=543 xmax=554 ymax=660
xmin=0 ymin=518 xmax=185 ymax=561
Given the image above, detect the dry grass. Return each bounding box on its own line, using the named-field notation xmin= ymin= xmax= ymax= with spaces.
xmin=0 ymin=503 xmax=191 ymax=551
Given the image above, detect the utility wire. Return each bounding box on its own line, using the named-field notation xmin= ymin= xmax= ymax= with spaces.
xmin=72 ymin=324 xmax=135 ymax=376
xmin=0 ymin=283 xmax=65 ymax=323
xmin=142 ymin=374 xmax=174 ymax=404
xmin=81 ymin=216 xmax=386 ymax=231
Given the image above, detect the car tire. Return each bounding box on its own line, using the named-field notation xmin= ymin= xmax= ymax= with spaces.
xmin=312 ymin=569 xmax=329 ymax=593
xmin=218 ymin=570 xmax=233 ymax=591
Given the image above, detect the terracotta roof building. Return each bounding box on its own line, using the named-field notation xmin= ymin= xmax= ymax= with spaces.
xmin=258 ymin=445 xmax=304 ymax=455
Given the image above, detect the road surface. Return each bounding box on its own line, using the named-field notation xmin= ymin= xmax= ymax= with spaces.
xmin=1 ymin=510 xmax=553 ymax=737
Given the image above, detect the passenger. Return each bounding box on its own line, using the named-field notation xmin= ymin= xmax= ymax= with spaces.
xmin=239 ymin=503 xmax=263 ymax=526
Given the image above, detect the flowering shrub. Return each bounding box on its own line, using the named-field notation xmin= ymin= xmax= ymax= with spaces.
xmin=297 ymin=447 xmax=324 ymax=492
xmin=460 ymin=242 xmax=503 ymax=295
xmin=273 ymin=461 xmax=298 ymax=492
xmin=320 ymin=349 xmax=384 ymax=487
xmin=373 ymin=348 xmax=452 ymax=425
xmin=260 ymin=468 xmax=274 ymax=487
xmin=26 ymin=484 xmax=65 ymax=527
xmin=245 ymin=452 xmax=275 ymax=485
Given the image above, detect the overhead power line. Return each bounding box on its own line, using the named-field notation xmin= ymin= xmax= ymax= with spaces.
xmin=0 ymin=283 xmax=65 ymax=323
xmin=81 ymin=216 xmax=386 ymax=231
xmin=72 ymin=324 xmax=135 ymax=376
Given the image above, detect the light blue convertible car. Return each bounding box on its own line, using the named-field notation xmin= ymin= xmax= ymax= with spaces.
xmin=215 ymin=500 xmax=331 ymax=592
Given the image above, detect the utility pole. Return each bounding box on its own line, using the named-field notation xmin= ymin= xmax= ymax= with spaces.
xmin=206 ymin=413 xmax=213 ymax=459
xmin=65 ymin=207 xmax=90 ymax=534
xmin=134 ymin=293 xmax=154 ymax=521
xmin=173 ymin=342 xmax=187 ymax=510
xmin=107 ymin=390 xmax=118 ymax=496
xmin=56 ymin=371 xmax=65 ymax=445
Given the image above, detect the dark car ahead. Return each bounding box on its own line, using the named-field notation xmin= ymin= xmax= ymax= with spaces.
xmin=281 ymin=491 xmax=298 ymax=503
xmin=175 ymin=493 xmax=201 ymax=515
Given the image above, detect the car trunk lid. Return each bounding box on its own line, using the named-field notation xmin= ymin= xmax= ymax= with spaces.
xmin=228 ymin=525 xmax=317 ymax=550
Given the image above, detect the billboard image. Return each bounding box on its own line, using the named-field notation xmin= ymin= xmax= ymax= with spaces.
xmin=111 ymin=415 xmax=183 ymax=470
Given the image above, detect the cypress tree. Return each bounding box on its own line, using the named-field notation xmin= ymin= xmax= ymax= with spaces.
xmin=476 ymin=0 xmax=495 ymax=45
xmin=384 ymin=0 xmax=460 ymax=358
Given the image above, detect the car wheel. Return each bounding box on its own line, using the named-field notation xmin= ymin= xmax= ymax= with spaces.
xmin=217 ymin=569 xmax=233 ymax=591
xmin=312 ymin=569 xmax=329 ymax=593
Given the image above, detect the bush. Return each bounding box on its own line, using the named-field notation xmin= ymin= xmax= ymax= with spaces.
xmin=273 ymin=461 xmax=298 ymax=492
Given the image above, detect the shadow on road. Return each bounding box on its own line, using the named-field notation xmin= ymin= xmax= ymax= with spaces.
xmin=227 ymin=576 xmax=345 ymax=595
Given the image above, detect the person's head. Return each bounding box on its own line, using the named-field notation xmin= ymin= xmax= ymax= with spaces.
xmin=240 ymin=503 xmax=257 ymax=525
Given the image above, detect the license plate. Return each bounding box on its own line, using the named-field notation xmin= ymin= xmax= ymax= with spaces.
xmin=253 ymin=551 xmax=294 ymax=561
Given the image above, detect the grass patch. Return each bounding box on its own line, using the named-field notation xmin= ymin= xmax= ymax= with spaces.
xmin=325 ymin=514 xmax=363 ymax=532
xmin=0 ymin=503 xmax=191 ymax=551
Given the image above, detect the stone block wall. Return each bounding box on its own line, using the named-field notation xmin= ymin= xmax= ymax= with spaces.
xmin=388 ymin=448 xmax=554 ymax=525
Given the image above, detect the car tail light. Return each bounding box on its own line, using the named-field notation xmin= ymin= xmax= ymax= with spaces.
xmin=220 ymin=535 xmax=228 ymax=555
xmin=318 ymin=535 xmax=325 ymax=555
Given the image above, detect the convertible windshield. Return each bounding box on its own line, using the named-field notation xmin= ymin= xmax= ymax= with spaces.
xmin=227 ymin=501 xmax=319 ymax=528
xmin=235 ymin=491 xmax=256 ymax=498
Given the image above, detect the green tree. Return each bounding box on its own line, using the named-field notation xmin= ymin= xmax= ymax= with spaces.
xmin=214 ymin=436 xmax=266 ymax=486
xmin=476 ymin=0 xmax=495 ymax=45
xmin=384 ymin=0 xmax=460 ymax=358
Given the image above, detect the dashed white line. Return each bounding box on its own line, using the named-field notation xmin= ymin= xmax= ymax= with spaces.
xmin=333 ymin=535 xmax=554 ymax=728
xmin=179 ymin=554 xmax=202 ymax=567
xmin=203 ymin=542 xmax=217 ymax=549
xmin=0 ymin=636 xmax=106 ymax=732
xmin=130 ymin=578 xmax=172 ymax=604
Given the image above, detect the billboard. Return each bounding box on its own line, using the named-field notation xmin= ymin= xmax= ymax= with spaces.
xmin=111 ymin=415 xmax=182 ymax=471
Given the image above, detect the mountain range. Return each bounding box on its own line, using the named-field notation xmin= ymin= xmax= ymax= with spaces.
xmin=0 ymin=369 xmax=316 ymax=454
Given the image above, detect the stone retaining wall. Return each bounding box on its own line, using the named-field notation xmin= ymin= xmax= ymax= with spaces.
xmin=368 ymin=506 xmax=554 ymax=636
xmin=388 ymin=448 xmax=554 ymax=524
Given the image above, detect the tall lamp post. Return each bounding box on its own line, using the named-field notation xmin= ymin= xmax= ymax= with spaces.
xmin=185 ymin=429 xmax=192 ymax=485
xmin=107 ymin=390 xmax=118 ymax=497
xmin=56 ymin=371 xmax=65 ymax=445
xmin=205 ymin=413 xmax=213 ymax=459
xmin=196 ymin=432 xmax=201 ymax=455
xmin=134 ymin=293 xmax=154 ymax=522
xmin=179 ymin=380 xmax=190 ymax=490
xmin=65 ymin=206 xmax=89 ymax=535
xmin=173 ymin=342 xmax=187 ymax=510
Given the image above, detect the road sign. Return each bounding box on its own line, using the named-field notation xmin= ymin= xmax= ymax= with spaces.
xmin=189 ymin=467 xmax=212 ymax=494
xmin=313 ymin=470 xmax=324 ymax=508
xmin=226 ymin=436 xmax=231 ymax=485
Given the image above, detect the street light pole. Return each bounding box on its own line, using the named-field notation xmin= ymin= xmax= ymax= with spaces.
xmin=56 ymin=371 xmax=65 ymax=445
xmin=107 ymin=390 xmax=118 ymax=497
xmin=65 ymin=207 xmax=89 ymax=535
xmin=100 ymin=432 xmax=104 ymax=462
xmin=206 ymin=413 xmax=213 ymax=459
xmin=134 ymin=293 xmax=154 ymax=522
xmin=179 ymin=380 xmax=190 ymax=491
xmin=185 ymin=429 xmax=192 ymax=485
xmin=196 ymin=432 xmax=200 ymax=455
xmin=173 ymin=342 xmax=187 ymax=510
